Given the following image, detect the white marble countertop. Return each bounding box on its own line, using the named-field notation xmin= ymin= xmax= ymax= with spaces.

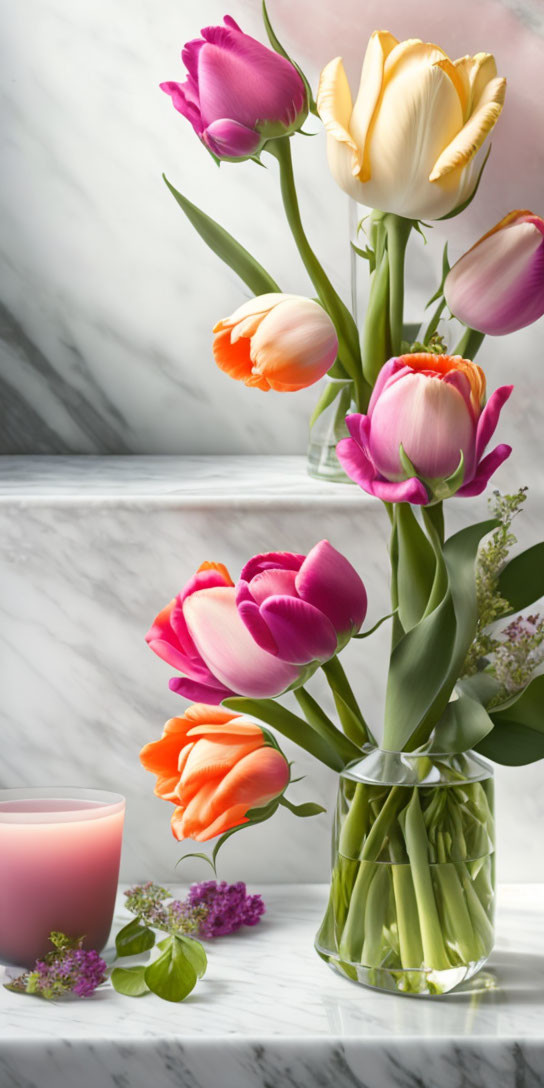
xmin=0 ymin=455 xmax=361 ymax=504
xmin=0 ymin=884 xmax=542 ymax=1088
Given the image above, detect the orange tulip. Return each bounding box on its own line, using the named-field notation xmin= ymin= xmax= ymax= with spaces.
xmin=140 ymin=704 xmax=290 ymax=841
xmin=212 ymin=293 xmax=338 ymax=392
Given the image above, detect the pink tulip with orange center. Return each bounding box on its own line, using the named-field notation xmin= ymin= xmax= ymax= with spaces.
xmin=445 ymin=211 xmax=544 ymax=335
xmin=337 ymin=354 xmax=513 ymax=503
xmin=213 ymin=294 xmax=338 ymax=392
xmin=140 ymin=704 xmax=290 ymax=842
xmin=160 ymin=16 xmax=307 ymax=161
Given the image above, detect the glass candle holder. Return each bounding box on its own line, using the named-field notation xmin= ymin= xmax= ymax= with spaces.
xmin=0 ymin=787 xmax=125 ymax=967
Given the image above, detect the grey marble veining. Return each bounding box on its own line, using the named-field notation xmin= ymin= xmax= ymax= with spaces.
xmin=0 ymin=455 xmax=543 ymax=885
xmin=1 ymin=0 xmax=544 ymax=458
xmin=0 ymin=884 xmax=543 ymax=1088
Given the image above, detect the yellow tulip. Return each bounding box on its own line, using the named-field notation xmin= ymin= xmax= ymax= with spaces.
xmin=317 ymin=32 xmax=506 ymax=221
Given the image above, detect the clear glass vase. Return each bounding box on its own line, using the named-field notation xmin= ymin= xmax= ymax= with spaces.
xmin=315 ymin=748 xmax=495 ymax=996
xmin=307 ymin=378 xmax=356 ymax=482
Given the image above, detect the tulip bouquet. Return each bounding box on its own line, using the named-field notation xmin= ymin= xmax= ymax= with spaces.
xmin=143 ymin=5 xmax=544 ymax=996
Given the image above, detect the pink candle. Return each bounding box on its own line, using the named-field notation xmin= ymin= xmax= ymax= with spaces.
xmin=0 ymin=788 xmax=125 ymax=967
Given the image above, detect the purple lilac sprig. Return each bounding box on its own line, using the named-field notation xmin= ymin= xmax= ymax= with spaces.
xmin=186 ymin=881 xmax=266 ymax=938
xmin=124 ymin=880 xmax=265 ymax=938
xmin=5 ymin=933 xmax=107 ymax=1000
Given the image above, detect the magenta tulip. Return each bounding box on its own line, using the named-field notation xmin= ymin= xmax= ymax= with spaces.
xmin=145 ymin=561 xmax=303 ymax=703
xmin=236 ymin=540 xmax=367 ymax=664
xmin=445 ymin=211 xmax=544 ymax=336
xmin=160 ymin=16 xmax=307 ymax=161
xmin=337 ymin=354 xmax=513 ymax=504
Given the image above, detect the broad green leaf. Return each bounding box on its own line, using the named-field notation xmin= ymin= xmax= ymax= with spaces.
xmin=110 ymin=966 xmax=149 ymax=997
xmin=498 ymin=543 xmax=544 ymax=614
xmin=431 ymin=691 xmax=494 ymax=754
xmin=144 ymin=936 xmax=198 ymax=1003
xmin=278 ymin=797 xmax=326 ymax=817
xmin=262 ymin=1 xmax=317 ymax=115
xmin=115 ymin=918 xmax=155 ymax=958
xmin=477 ymin=674 xmax=544 ymax=765
xmin=384 ymin=519 xmax=497 ymax=751
xmin=175 ymin=937 xmax=207 ymax=979
xmin=396 ymin=504 xmax=436 ymax=630
xmin=457 ymin=672 xmax=500 ymax=707
xmin=223 ymin=696 xmax=345 ymax=770
xmin=163 ymin=176 xmax=281 ymax=295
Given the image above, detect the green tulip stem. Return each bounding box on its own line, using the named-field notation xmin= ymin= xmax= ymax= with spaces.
xmin=321 ymin=656 xmax=375 ymax=748
xmin=453 ymin=326 xmax=486 ymax=360
xmin=384 ymin=213 xmax=412 ymax=356
xmin=293 ymin=686 xmax=362 ymax=766
xmin=267 ymin=136 xmax=369 ymax=409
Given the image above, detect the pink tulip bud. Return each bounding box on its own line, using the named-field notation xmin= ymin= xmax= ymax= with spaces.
xmin=445 ymin=211 xmax=544 ymax=335
xmin=337 ymin=354 xmax=513 ymax=503
xmin=160 ymin=16 xmax=307 ymax=161
xmin=236 ymin=540 xmax=367 ymax=664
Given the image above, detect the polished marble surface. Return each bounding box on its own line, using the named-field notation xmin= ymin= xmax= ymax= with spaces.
xmin=0 ymin=884 xmax=543 ymax=1088
xmin=1 ymin=455 xmax=543 ymax=886
xmin=1 ymin=0 xmax=543 ymax=458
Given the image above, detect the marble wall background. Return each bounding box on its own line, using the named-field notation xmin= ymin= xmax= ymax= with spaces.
xmin=1 ymin=0 xmax=544 ymax=455
xmin=1 ymin=456 xmax=543 ymax=885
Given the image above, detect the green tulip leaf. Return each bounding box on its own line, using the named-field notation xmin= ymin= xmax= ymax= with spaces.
xmin=457 ymin=671 xmax=500 ymax=707
xmin=497 ymin=542 xmax=544 ymax=614
xmin=144 ymin=936 xmax=199 ymax=1003
xmin=115 ymin=918 xmax=156 ymax=958
xmin=110 ymin=966 xmax=150 ymax=997
xmin=476 ymin=674 xmax=544 ymax=765
xmin=308 ymin=378 xmax=347 ymax=429
xmin=163 ymin=176 xmax=281 ymax=296
xmin=431 ymin=690 xmax=494 ymax=753
xmin=384 ymin=519 xmax=497 ymax=751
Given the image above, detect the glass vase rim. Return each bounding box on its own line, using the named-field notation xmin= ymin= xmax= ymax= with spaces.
xmin=340 ymin=745 xmax=493 ymax=786
xmin=0 ymin=786 xmax=126 ymax=823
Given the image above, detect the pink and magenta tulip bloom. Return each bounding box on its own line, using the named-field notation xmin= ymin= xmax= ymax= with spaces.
xmin=236 ymin=541 xmax=367 ymax=664
xmin=145 ymin=562 xmax=302 ymax=703
xmin=337 ymin=354 xmax=513 ymax=503
xmin=160 ymin=16 xmax=307 ymax=161
xmin=445 ymin=211 xmax=544 ymax=335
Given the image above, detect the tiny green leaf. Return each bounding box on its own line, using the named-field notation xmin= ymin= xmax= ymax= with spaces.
xmin=279 ymin=796 xmax=326 ymax=817
xmin=175 ymin=851 xmax=217 ymax=875
xmin=115 ymin=918 xmax=156 ymax=958
xmin=111 ymin=966 xmax=150 ymax=997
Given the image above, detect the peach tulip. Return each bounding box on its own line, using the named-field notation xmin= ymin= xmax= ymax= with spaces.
xmin=213 ymin=294 xmax=338 ymax=392
xmin=317 ymin=32 xmax=506 ymax=220
xmin=140 ymin=704 xmax=290 ymax=841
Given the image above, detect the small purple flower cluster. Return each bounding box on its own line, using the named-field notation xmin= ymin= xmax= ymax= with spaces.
xmin=186 ymin=881 xmax=266 ymax=938
xmin=124 ymin=880 xmax=265 ymax=939
xmin=7 ymin=936 xmax=107 ymax=1000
